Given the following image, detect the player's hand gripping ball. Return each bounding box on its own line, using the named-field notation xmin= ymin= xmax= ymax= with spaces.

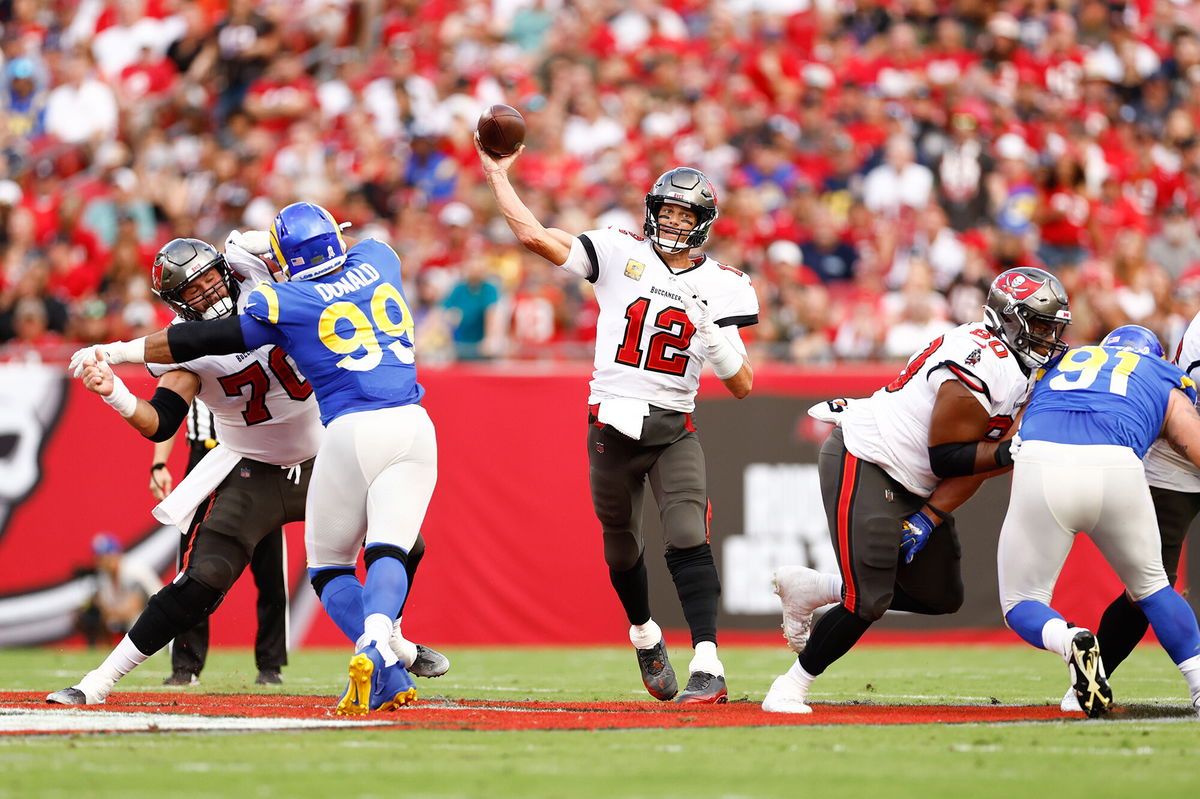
xmin=476 ymin=104 xmax=526 ymax=158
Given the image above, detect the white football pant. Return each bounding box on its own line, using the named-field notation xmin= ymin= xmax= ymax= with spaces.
xmin=305 ymin=404 xmax=437 ymax=568
xmin=998 ymin=440 xmax=1169 ymax=615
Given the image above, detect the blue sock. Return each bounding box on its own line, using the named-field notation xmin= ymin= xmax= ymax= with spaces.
xmin=1137 ymin=586 xmax=1200 ymax=665
xmin=363 ymin=545 xmax=409 ymax=622
xmin=309 ymin=569 xmax=364 ymax=644
xmin=1005 ymin=600 xmax=1062 ymax=649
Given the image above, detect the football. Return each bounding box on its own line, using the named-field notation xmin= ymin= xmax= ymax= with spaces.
xmin=476 ymin=104 xmax=526 ymax=158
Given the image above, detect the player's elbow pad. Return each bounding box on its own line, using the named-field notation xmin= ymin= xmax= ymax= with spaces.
xmin=166 ymin=316 xmax=247 ymax=362
xmin=928 ymin=441 xmax=979 ymax=478
xmin=144 ymin=387 xmax=190 ymax=442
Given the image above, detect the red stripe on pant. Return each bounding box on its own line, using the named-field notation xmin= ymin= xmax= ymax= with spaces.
xmin=836 ymin=451 xmax=860 ymax=614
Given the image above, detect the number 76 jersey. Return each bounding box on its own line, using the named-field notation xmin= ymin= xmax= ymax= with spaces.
xmin=240 ymin=238 xmax=423 ymax=426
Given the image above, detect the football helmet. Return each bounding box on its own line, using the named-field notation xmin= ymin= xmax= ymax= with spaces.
xmin=1102 ymin=324 xmax=1164 ymax=358
xmin=152 ymin=238 xmax=239 ymax=321
xmin=269 ymin=201 xmax=348 ymax=281
xmin=983 ymin=267 xmax=1071 ymax=371
xmin=643 ymin=167 xmax=718 ymax=253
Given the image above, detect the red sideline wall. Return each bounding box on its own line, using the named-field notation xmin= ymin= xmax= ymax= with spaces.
xmin=0 ymin=364 xmax=1188 ymax=647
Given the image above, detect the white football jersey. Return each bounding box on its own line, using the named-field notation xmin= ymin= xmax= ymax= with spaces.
xmin=840 ymin=322 xmax=1034 ymax=497
xmin=1144 ymin=309 xmax=1200 ymax=492
xmin=147 ymin=239 xmax=322 ymax=466
xmin=571 ymin=227 xmax=758 ymax=412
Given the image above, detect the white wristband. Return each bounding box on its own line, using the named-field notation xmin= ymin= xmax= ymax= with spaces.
xmin=704 ymin=327 xmax=744 ymax=380
xmin=108 ymin=338 xmax=147 ymax=366
xmin=102 ymin=373 xmax=138 ymax=418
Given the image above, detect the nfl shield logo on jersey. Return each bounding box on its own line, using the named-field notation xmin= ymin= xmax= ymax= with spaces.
xmin=624 ymin=259 xmax=645 ymax=280
xmin=240 ymin=466 xmax=251 ymax=479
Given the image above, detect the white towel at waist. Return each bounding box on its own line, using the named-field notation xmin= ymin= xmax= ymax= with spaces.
xmin=152 ymin=446 xmax=241 ymax=532
xmin=596 ymin=398 xmax=651 ymax=440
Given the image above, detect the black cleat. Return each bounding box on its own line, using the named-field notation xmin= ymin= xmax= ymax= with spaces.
xmin=1068 ymin=630 xmax=1113 ymax=719
xmin=255 ymin=670 xmax=283 ymax=685
xmin=636 ymin=639 xmax=678 ymax=700
xmin=163 ymin=670 xmax=200 ymax=686
xmin=675 ymin=671 xmax=728 ymax=704
xmin=409 ymin=644 xmax=450 ymax=678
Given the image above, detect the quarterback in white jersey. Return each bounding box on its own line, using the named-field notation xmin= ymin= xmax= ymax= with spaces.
xmin=764 ymin=267 xmax=1071 ymax=714
xmin=480 ymin=136 xmax=756 ymax=705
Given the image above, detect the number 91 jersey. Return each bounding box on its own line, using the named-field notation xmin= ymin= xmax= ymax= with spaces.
xmin=581 ymin=228 xmax=758 ymax=412
xmin=1021 ymin=345 xmax=1197 ymax=457
xmin=240 ymin=238 xmax=423 ymax=426
xmin=840 ymin=322 xmax=1033 ymax=497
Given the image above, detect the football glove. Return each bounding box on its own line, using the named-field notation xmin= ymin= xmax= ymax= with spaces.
xmin=899 ymin=509 xmax=936 ymax=564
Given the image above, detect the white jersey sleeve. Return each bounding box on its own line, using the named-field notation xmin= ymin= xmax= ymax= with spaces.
xmin=224 ymin=235 xmax=276 ymax=286
xmin=839 ymin=323 xmax=1032 ymax=496
xmin=1145 ymin=310 xmax=1200 ymax=491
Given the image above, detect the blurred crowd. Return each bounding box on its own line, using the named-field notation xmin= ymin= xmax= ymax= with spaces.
xmin=2 ymin=0 xmax=1200 ymax=366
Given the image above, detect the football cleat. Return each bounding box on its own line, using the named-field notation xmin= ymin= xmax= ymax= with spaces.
xmin=774 ymin=566 xmax=829 ymax=654
xmin=255 ymin=670 xmax=283 ymax=685
xmin=46 ymin=687 xmax=96 ymax=706
xmin=1067 ymin=629 xmax=1112 ymax=719
xmin=636 ymin=639 xmax=678 ymax=701
xmin=335 ymin=643 xmax=417 ymax=716
xmin=675 ymin=671 xmax=728 ymax=704
xmin=761 ymin=672 xmax=813 ymax=714
xmin=163 ymin=670 xmax=200 ymax=686
xmin=1060 ymin=685 xmax=1081 ymax=713
xmin=409 ymin=644 xmax=450 ymax=678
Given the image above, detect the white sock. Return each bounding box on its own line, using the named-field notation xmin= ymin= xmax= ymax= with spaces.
xmin=1041 ymin=618 xmax=1075 ymax=662
xmin=389 ymin=618 xmax=418 ymax=667
xmin=76 ymin=636 xmax=149 ymax=703
xmin=783 ymin=660 xmax=817 ymax=693
xmin=821 ymin=573 xmax=844 ymax=605
xmin=359 ymin=613 xmax=399 ymax=666
xmin=688 ymin=641 xmax=723 ymax=677
xmin=1177 ymin=654 xmax=1200 ymax=704
xmin=629 ymin=619 xmax=663 ymax=649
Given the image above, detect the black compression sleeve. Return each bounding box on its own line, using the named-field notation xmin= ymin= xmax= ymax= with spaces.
xmin=145 ymin=387 xmax=190 ymax=442
xmin=166 ymin=316 xmax=247 ymax=362
xmin=928 ymin=441 xmax=979 ymax=478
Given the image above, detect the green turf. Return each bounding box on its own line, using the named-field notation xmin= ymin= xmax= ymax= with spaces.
xmin=2 ymin=644 xmax=1199 ymax=799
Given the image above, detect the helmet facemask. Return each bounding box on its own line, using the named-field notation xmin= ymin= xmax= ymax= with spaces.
xmin=985 ymin=304 xmax=1069 ymax=370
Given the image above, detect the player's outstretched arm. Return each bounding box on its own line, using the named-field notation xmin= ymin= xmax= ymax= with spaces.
xmin=78 ymin=349 xmax=199 ymax=441
xmin=68 ymin=317 xmax=257 ymax=376
xmin=476 ymin=134 xmax=575 ymax=266
xmin=927 ymin=380 xmax=1016 ymax=478
xmin=1163 ymin=388 xmax=1200 ymax=469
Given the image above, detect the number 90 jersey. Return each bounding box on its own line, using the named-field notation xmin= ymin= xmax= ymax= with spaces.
xmin=1021 ymin=345 xmax=1197 ymax=457
xmin=239 ymin=238 xmax=423 ymax=426
xmin=839 ymin=323 xmax=1034 ymax=497
xmin=579 ymin=228 xmax=758 ymax=412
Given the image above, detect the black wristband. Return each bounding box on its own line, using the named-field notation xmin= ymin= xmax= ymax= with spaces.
xmin=150 ymin=462 xmax=167 ymax=473
xmin=994 ymin=439 xmax=1014 ymax=468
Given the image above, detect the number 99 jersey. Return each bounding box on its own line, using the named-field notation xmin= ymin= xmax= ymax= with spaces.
xmin=239 ymin=238 xmax=423 ymax=426
xmin=1021 ymin=345 xmax=1198 ymax=457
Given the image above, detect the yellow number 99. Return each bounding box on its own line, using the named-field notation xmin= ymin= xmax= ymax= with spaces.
xmin=319 ymin=302 xmax=383 ymax=371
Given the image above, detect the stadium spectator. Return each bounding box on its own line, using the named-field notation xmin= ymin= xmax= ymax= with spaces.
xmin=442 ymin=250 xmax=502 ymax=361
xmin=74 ymin=533 xmax=160 ymax=648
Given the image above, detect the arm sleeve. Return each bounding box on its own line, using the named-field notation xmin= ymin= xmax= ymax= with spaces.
xmin=166 ymin=316 xmax=250 ymax=361
xmin=144 ymin=387 xmax=190 ymax=443
xmin=560 ymin=237 xmax=595 ymax=280
xmin=712 ymin=271 xmax=760 ymax=328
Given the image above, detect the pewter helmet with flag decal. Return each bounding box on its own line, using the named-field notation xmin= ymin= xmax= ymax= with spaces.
xmin=983 ymin=266 xmax=1071 ymax=371
xmin=643 ymin=167 xmax=719 ymax=253
xmin=152 ymin=238 xmax=240 ymax=321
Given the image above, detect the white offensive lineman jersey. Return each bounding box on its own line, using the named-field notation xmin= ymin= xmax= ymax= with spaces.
xmin=1144 ymin=310 xmax=1200 ymax=492
xmin=840 ymin=322 xmax=1034 ymax=497
xmin=564 ymin=227 xmax=758 ymax=412
xmin=146 ymin=238 xmax=322 ymax=466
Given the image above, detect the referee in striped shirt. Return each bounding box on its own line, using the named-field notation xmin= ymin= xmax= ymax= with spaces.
xmin=151 ymin=397 xmax=289 ymax=685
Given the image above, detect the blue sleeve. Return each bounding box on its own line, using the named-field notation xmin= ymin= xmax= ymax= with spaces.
xmin=239 ymin=313 xmax=282 ymax=349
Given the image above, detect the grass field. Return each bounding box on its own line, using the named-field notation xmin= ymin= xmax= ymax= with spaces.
xmin=2 ymin=642 xmax=1199 ymax=799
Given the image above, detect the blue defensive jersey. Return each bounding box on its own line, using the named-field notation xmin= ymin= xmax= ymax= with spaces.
xmin=238 ymin=238 xmax=423 ymax=425
xmin=1020 ymin=345 xmax=1197 ymax=457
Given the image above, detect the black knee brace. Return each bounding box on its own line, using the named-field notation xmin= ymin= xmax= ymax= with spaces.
xmin=310 ymin=567 xmax=355 ymax=599
xmin=364 ymin=544 xmax=408 ymax=568
xmin=128 ymin=574 xmax=224 ymax=655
